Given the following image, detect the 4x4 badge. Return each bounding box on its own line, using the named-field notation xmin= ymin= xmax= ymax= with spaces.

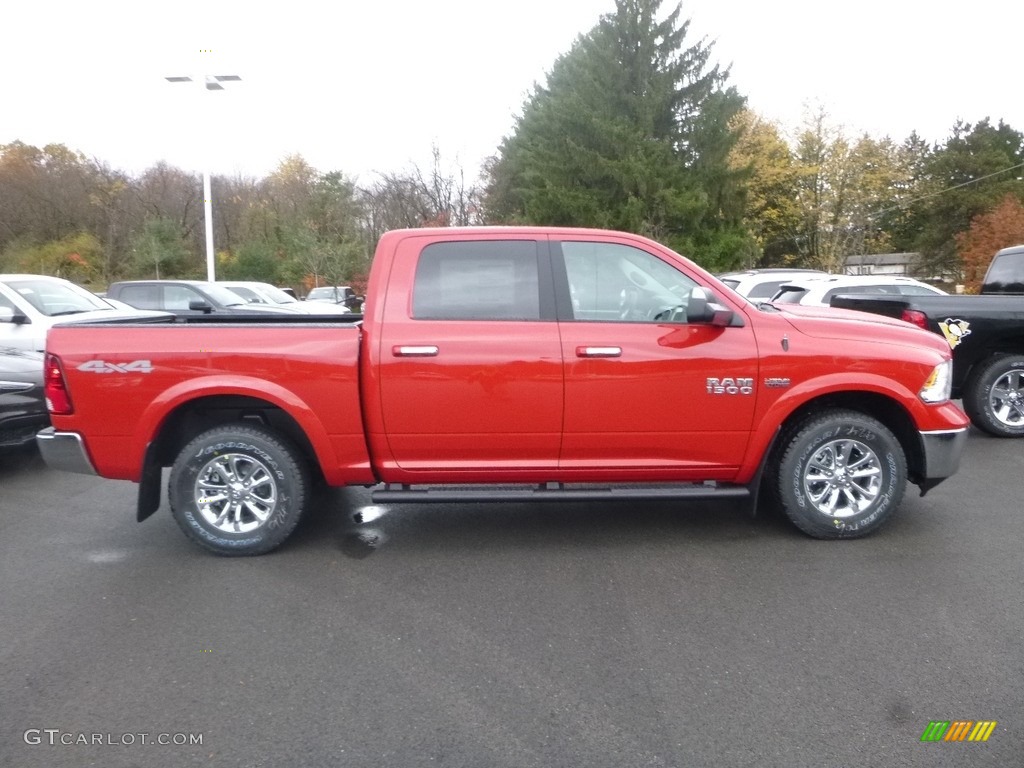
xmin=77 ymin=360 xmax=153 ymax=374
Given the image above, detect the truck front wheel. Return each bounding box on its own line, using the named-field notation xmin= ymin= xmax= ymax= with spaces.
xmin=963 ymin=355 xmax=1024 ymax=437
xmin=776 ymin=410 xmax=906 ymax=539
xmin=168 ymin=423 xmax=310 ymax=556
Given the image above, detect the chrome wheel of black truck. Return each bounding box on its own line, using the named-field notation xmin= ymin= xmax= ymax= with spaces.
xmin=965 ymin=355 xmax=1024 ymax=437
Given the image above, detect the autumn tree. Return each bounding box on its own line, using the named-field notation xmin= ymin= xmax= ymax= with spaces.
xmin=955 ymin=195 xmax=1024 ymax=291
xmin=727 ymin=110 xmax=800 ymax=266
xmin=131 ymin=162 xmax=203 ymax=259
xmin=902 ymin=118 xmax=1024 ymax=280
xmin=88 ymin=162 xmax=133 ymax=281
xmin=5 ymin=232 xmax=103 ymax=284
xmin=0 ymin=142 xmax=111 ymax=251
xmin=246 ymin=155 xmax=366 ymax=288
xmin=360 ymin=145 xmax=481 ymax=254
xmin=788 ymin=109 xmax=911 ymax=271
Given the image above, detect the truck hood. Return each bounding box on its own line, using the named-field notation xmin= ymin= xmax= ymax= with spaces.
xmin=773 ymin=303 xmax=950 ymax=355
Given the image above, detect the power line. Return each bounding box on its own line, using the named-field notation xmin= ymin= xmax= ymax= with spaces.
xmin=756 ymin=159 xmax=1024 ymax=259
xmin=872 ymin=159 xmax=1024 ymax=221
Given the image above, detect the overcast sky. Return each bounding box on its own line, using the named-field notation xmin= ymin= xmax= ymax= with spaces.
xmin=2 ymin=0 xmax=1021 ymax=184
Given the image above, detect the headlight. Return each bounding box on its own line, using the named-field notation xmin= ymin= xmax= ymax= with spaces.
xmin=919 ymin=360 xmax=952 ymax=403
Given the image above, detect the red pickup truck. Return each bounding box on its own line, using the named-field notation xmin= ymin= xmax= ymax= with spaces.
xmin=37 ymin=227 xmax=969 ymax=555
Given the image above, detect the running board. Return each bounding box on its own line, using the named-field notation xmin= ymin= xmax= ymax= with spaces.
xmin=371 ymin=481 xmax=751 ymax=504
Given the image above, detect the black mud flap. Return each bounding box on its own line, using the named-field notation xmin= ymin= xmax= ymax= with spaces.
xmin=137 ymin=441 xmax=162 ymax=522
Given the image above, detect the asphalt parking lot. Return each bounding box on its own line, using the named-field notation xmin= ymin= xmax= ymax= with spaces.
xmin=0 ymin=428 xmax=1021 ymax=768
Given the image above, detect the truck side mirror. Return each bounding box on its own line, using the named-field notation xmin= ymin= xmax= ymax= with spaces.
xmin=686 ymin=287 xmax=735 ymax=326
xmin=188 ymin=300 xmax=214 ymax=314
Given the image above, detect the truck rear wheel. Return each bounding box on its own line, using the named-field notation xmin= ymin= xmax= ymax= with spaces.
xmin=168 ymin=423 xmax=310 ymax=556
xmin=776 ymin=410 xmax=906 ymax=539
xmin=963 ymin=354 xmax=1024 ymax=437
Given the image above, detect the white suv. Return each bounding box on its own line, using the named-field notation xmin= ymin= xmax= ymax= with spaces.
xmin=717 ymin=268 xmax=828 ymax=300
xmin=0 ymin=274 xmax=163 ymax=352
xmin=770 ymin=275 xmax=946 ymax=307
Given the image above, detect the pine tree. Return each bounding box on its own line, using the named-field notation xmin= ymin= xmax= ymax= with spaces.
xmin=483 ymin=0 xmax=748 ymax=269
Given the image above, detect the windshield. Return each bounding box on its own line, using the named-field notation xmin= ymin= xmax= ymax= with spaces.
xmin=194 ymin=283 xmax=253 ymax=307
xmin=224 ymin=286 xmax=264 ymax=303
xmin=257 ymin=284 xmax=299 ymax=304
xmin=771 ymin=286 xmax=808 ymax=304
xmin=3 ymin=278 xmax=110 ymax=316
xmin=307 ymin=286 xmax=348 ymax=301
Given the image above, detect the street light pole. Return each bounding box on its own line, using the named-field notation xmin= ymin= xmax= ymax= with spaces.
xmin=165 ymin=74 xmax=241 ymax=281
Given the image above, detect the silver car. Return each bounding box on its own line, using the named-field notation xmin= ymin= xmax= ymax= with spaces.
xmin=219 ymin=281 xmax=350 ymax=315
xmin=0 ymin=274 xmax=166 ymax=352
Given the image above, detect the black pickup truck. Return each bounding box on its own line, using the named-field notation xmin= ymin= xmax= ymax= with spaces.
xmin=831 ymin=245 xmax=1024 ymax=437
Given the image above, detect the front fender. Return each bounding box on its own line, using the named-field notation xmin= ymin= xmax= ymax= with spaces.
xmin=737 ymin=372 xmax=928 ymax=483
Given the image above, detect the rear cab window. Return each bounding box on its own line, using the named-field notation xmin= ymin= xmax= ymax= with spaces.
xmin=983 ymin=249 xmax=1024 ymax=292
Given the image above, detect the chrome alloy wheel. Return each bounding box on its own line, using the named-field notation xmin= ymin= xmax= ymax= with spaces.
xmin=802 ymin=438 xmax=882 ymax=518
xmin=194 ymin=453 xmax=278 ymax=533
xmin=989 ymin=368 xmax=1024 ymax=428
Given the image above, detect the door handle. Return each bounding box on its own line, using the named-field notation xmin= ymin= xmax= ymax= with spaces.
xmin=576 ymin=346 xmax=621 ymax=358
xmin=393 ymin=345 xmax=439 ymax=357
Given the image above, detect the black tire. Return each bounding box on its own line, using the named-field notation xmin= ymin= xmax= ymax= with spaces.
xmin=775 ymin=410 xmax=906 ymax=539
xmin=963 ymin=354 xmax=1024 ymax=437
xmin=168 ymin=423 xmax=310 ymax=556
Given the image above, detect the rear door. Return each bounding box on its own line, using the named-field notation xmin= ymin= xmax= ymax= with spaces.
xmin=376 ymin=235 xmax=563 ymax=475
xmin=554 ymin=237 xmax=759 ymax=478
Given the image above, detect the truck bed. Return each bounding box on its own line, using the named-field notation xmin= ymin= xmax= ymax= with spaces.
xmin=45 ymin=318 xmax=369 ymax=484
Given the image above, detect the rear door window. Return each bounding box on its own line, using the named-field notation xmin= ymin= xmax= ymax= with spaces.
xmin=116 ymin=285 xmax=161 ymax=310
xmin=412 ymin=241 xmax=542 ymax=320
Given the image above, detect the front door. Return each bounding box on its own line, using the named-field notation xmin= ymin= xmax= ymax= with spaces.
xmin=555 ymin=238 xmax=758 ymax=480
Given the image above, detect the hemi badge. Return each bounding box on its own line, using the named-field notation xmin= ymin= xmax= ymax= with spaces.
xmin=764 ymin=377 xmax=791 ymax=388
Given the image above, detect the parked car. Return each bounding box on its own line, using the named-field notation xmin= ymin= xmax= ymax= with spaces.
xmin=0 ymin=347 xmax=47 ymax=449
xmin=716 ymin=268 xmax=828 ymax=300
xmin=106 ymin=280 xmax=300 ymax=315
xmin=770 ymin=275 xmax=946 ymax=307
xmin=0 ymin=274 xmax=166 ymax=352
xmin=219 ymin=281 xmax=350 ymax=315
xmin=305 ymin=285 xmax=364 ymax=312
